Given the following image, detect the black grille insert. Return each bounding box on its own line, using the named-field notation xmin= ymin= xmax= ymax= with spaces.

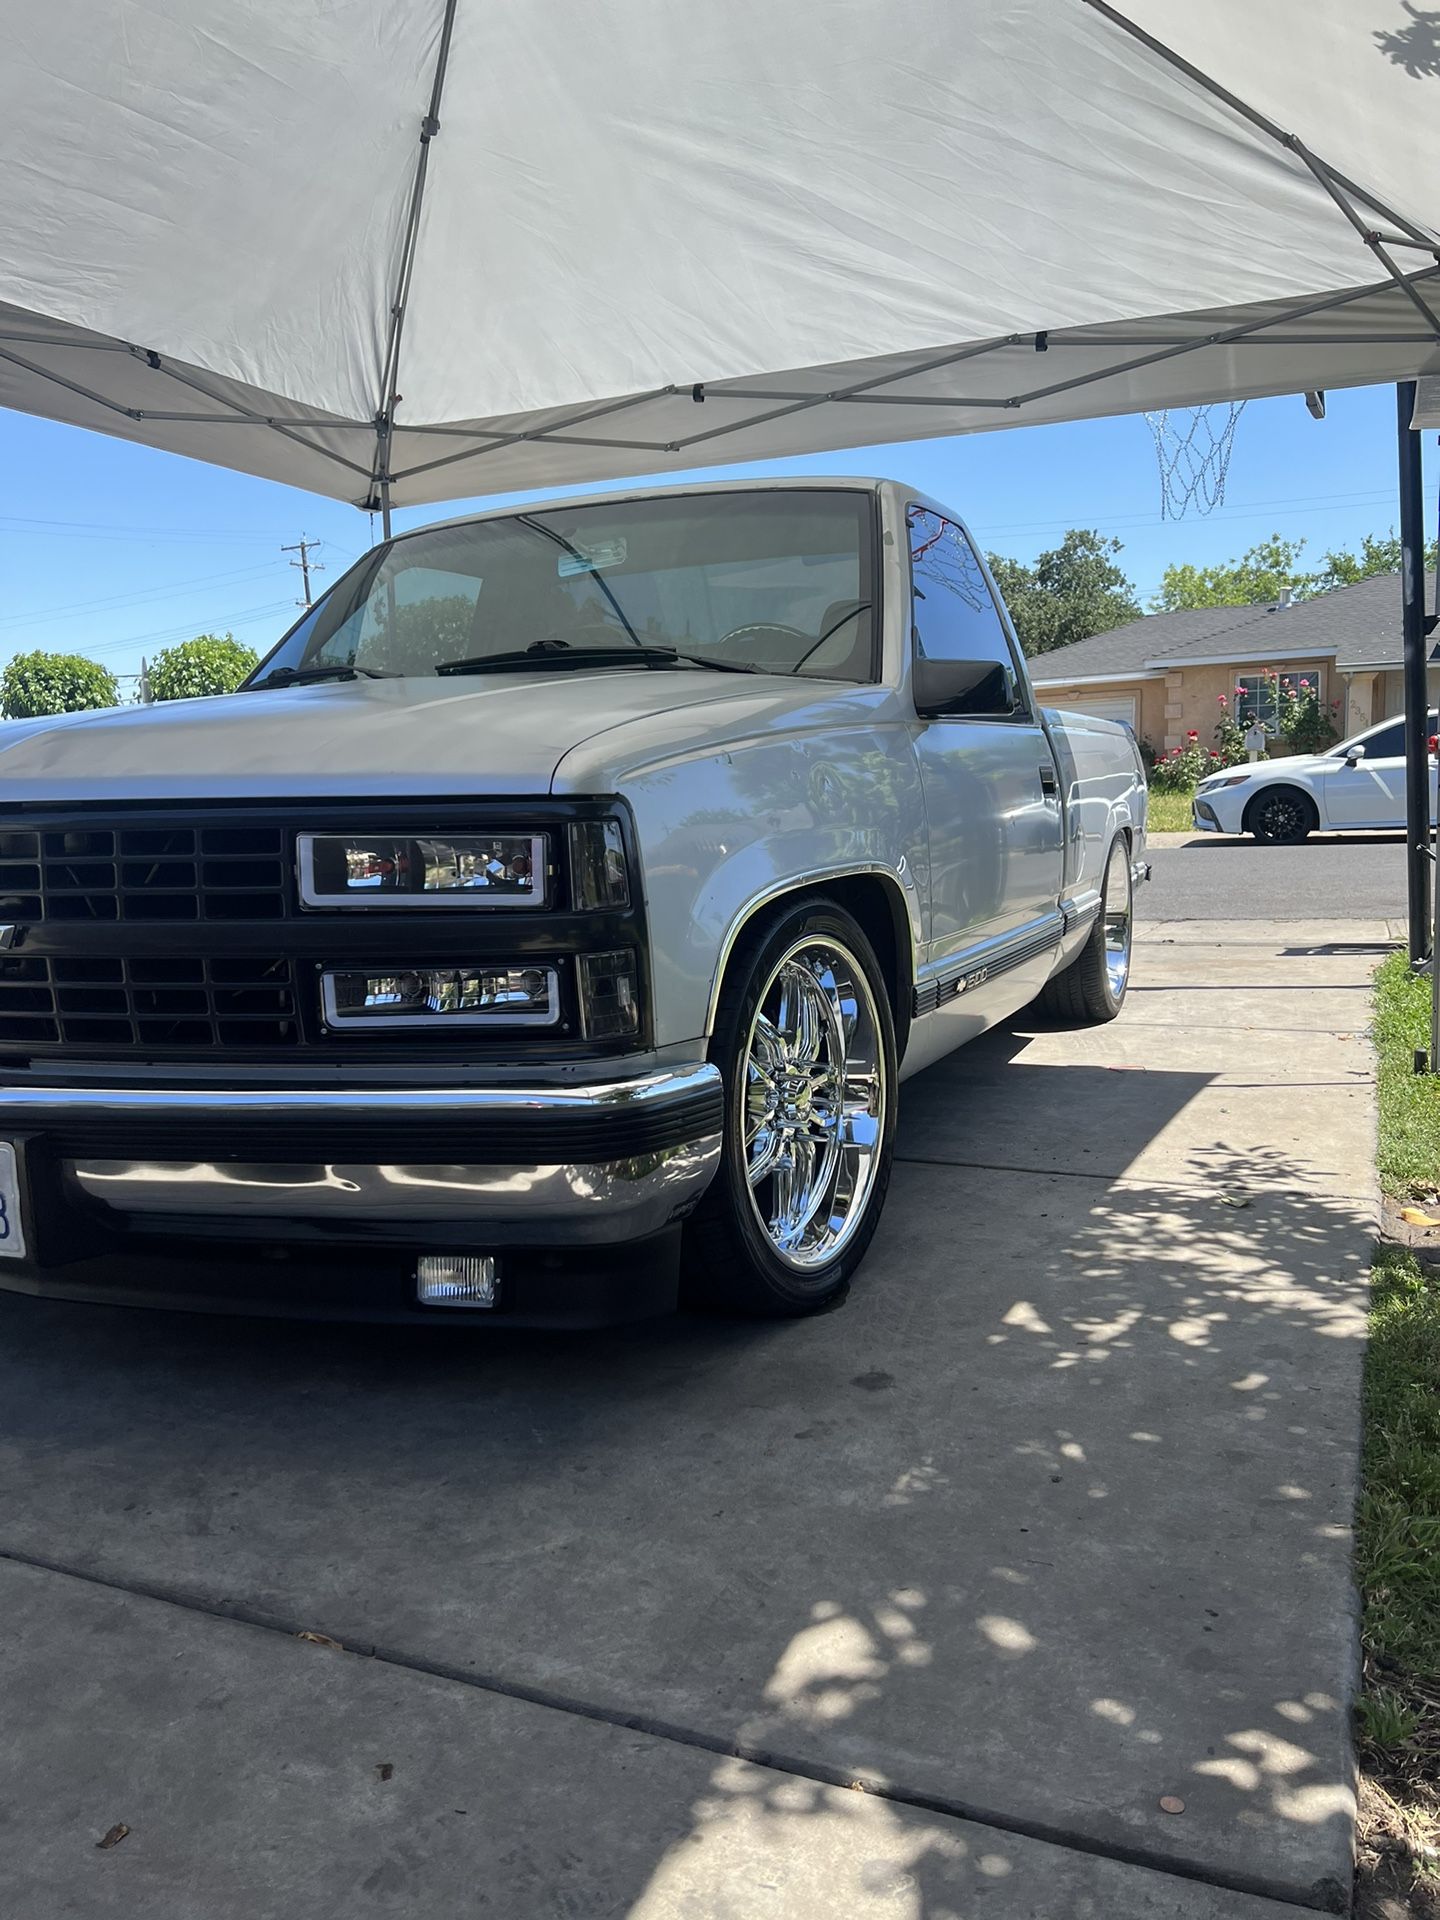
xmin=0 ymin=954 xmax=299 ymax=1050
xmin=0 ymin=824 xmax=288 ymax=923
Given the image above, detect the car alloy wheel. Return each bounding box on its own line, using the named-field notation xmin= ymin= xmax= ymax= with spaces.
xmin=740 ymin=936 xmax=886 ymax=1271
xmin=1252 ymin=789 xmax=1312 ymax=842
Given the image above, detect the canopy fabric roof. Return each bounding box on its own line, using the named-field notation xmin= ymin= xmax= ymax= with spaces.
xmin=2 ymin=0 xmax=1438 ymax=512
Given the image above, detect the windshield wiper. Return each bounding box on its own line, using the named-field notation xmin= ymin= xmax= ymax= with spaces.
xmin=516 ymin=515 xmax=643 ymax=647
xmin=249 ymin=664 xmax=397 ymax=690
xmin=436 ymin=641 xmax=765 ymax=677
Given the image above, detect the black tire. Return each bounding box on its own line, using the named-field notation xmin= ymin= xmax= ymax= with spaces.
xmin=1035 ymin=836 xmax=1132 ymax=1025
xmin=683 ymin=895 xmax=898 ymax=1317
xmin=1245 ymin=785 xmax=1316 ymax=843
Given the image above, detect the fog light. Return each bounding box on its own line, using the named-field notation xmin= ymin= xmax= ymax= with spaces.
xmin=416 ymin=1254 xmax=499 ymax=1308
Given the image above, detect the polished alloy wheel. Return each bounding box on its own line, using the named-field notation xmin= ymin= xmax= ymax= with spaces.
xmin=1103 ymin=839 xmax=1133 ymax=1001
xmin=740 ymin=937 xmax=886 ymax=1272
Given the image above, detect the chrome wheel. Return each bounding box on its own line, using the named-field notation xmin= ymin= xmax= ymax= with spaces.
xmin=741 ymin=936 xmax=886 ymax=1273
xmin=1102 ymin=840 xmax=1132 ymax=1001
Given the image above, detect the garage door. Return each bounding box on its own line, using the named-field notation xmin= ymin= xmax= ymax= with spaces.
xmin=1057 ymin=693 xmax=1137 ymax=730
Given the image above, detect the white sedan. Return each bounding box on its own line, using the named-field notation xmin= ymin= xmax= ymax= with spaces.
xmin=1193 ymin=711 xmax=1438 ymax=841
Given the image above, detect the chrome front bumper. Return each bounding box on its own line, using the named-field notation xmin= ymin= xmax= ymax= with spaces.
xmin=0 ymin=1063 xmax=724 ymax=1249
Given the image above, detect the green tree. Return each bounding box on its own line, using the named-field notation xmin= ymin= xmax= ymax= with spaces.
xmin=146 ymin=633 xmax=259 ymax=701
xmin=986 ymin=529 xmax=1141 ymax=656
xmin=1309 ymin=530 xmax=1439 ymax=596
xmin=0 ymin=650 xmax=119 ymax=719
xmin=1153 ymin=534 xmax=1311 ymax=611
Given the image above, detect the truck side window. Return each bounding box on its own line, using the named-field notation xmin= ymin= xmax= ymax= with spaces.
xmin=907 ymin=506 xmax=1022 ymax=716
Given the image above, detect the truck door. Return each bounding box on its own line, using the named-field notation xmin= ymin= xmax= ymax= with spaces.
xmin=906 ymin=505 xmax=1065 ymax=969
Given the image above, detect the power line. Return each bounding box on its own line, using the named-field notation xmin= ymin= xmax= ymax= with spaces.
xmin=0 ymin=563 xmax=278 ymax=632
xmin=70 ymin=600 xmax=298 ymax=661
xmin=0 ymin=514 xmax=299 ymax=542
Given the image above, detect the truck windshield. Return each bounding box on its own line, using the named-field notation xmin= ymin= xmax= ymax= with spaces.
xmin=251 ymin=489 xmax=877 ymax=685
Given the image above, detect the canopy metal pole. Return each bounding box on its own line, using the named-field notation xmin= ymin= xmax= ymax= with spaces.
xmin=1399 ymin=380 xmax=1431 ymax=963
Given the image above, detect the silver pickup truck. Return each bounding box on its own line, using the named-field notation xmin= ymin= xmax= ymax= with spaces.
xmin=0 ymin=478 xmax=1146 ymax=1324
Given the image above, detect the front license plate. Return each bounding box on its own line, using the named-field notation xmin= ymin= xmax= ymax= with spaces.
xmin=0 ymin=1143 xmax=26 ymax=1259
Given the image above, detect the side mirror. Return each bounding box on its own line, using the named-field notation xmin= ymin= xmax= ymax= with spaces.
xmin=1343 ymin=744 xmax=1365 ymax=766
xmin=913 ymin=656 xmax=1021 ymax=719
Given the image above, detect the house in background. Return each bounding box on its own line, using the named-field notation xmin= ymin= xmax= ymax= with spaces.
xmin=1028 ymin=571 xmax=1429 ymax=757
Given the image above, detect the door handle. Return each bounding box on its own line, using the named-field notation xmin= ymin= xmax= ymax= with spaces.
xmin=1038 ymin=763 xmax=1058 ymax=794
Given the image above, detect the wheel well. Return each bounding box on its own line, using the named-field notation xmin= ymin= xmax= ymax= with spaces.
xmin=1242 ymin=783 xmax=1317 ymax=833
xmin=714 ymin=874 xmax=914 ymax=1056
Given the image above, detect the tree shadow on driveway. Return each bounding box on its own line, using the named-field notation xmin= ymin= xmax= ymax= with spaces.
xmin=0 ymin=1045 xmax=1370 ymax=1912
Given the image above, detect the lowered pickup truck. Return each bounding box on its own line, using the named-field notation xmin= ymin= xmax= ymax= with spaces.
xmin=0 ymin=478 xmax=1146 ymax=1324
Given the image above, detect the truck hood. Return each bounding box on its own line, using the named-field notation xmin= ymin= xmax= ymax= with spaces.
xmin=0 ymin=671 xmax=874 ymax=803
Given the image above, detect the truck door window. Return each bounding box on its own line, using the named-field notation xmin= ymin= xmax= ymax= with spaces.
xmin=907 ymin=506 xmax=1025 ymax=717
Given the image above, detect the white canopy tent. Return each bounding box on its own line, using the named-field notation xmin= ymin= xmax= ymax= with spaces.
xmin=1 ymin=0 xmax=1439 ymax=521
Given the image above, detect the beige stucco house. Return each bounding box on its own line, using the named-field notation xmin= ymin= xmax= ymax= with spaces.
xmin=1028 ymin=571 xmax=1424 ymax=757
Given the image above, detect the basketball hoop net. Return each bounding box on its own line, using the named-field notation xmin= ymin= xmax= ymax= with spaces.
xmin=1145 ymin=401 xmax=1246 ymax=518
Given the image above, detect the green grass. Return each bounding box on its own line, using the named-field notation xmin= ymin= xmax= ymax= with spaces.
xmin=1145 ymin=788 xmax=1197 ymax=833
xmin=1356 ymin=1244 xmax=1440 ymax=1681
xmin=1373 ymin=951 xmax=1440 ymax=1195
xmin=1358 ymin=958 xmax=1440 ymax=1902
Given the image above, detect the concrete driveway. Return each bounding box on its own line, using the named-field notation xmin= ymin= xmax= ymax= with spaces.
xmin=0 ymin=912 xmax=1380 ymax=1919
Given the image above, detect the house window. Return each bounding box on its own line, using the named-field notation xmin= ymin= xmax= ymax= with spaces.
xmin=1233 ymin=667 xmax=1324 ymax=732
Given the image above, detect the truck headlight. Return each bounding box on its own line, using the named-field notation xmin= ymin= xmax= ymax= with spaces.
xmin=299 ymin=833 xmax=546 ymax=907
xmin=322 ymin=964 xmax=559 ymax=1028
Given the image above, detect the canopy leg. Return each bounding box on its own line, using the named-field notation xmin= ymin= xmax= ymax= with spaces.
xmin=1399 ymin=381 xmax=1430 ymax=965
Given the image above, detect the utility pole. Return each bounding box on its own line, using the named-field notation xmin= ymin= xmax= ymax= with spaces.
xmin=282 ymin=535 xmax=325 ymax=607
xmin=138 ymin=657 xmax=154 ymax=705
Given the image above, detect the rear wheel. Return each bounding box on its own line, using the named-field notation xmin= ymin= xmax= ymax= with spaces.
xmin=1246 ymin=785 xmax=1316 ymax=843
xmin=684 ymin=897 xmax=896 ymax=1316
xmin=1035 ymin=836 xmax=1132 ymax=1025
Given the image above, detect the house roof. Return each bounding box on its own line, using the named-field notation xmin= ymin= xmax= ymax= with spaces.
xmin=1028 ymin=571 xmax=1435 ymax=683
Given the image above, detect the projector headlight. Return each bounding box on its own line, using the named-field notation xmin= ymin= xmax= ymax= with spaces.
xmin=299 ymin=832 xmax=546 ymax=907
xmin=322 ymin=963 xmax=559 ymax=1028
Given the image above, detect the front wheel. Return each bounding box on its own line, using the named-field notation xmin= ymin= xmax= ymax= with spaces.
xmin=683 ymin=898 xmax=897 ymax=1316
xmin=1245 ymin=786 xmax=1316 ymax=843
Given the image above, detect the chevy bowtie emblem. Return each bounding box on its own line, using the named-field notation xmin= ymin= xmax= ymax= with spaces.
xmin=0 ymin=926 xmax=19 ymax=951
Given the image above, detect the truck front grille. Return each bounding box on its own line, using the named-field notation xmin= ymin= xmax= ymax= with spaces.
xmin=0 ymin=801 xmax=646 ymax=1064
xmin=0 ymin=823 xmax=287 ymax=923
xmin=0 ymin=954 xmax=299 ymax=1051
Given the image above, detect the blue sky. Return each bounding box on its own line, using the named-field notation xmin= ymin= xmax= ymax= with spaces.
xmin=0 ymin=381 xmax=1421 ymax=691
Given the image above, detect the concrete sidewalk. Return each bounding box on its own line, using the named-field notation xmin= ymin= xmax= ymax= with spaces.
xmin=0 ymin=917 xmax=1381 ymax=1917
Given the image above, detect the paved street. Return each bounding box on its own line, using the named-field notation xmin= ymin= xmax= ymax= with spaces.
xmin=1145 ymin=830 xmax=1406 ymax=924
xmin=0 ymin=916 xmax=1380 ymax=1918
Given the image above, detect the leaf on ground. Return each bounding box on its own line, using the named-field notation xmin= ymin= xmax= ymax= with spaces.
xmin=96 ymin=1824 xmax=130 ymax=1850
xmin=296 ymin=1630 xmax=344 ymax=1651
xmin=375 ymin=1763 xmax=394 ymax=1782
xmin=1217 ymin=1193 xmax=1252 ymax=1208
xmin=1401 ymin=1206 xmax=1440 ymax=1227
